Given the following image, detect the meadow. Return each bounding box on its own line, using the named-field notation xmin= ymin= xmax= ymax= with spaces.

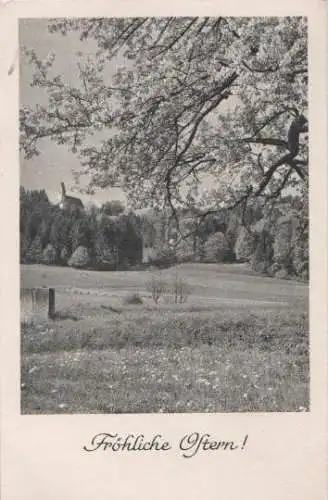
xmin=21 ymin=263 xmax=309 ymax=414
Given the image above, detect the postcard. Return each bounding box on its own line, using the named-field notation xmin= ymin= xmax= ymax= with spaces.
xmin=1 ymin=1 xmax=327 ymax=499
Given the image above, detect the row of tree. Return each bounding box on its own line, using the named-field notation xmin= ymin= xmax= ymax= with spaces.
xmin=20 ymin=187 xmax=142 ymax=269
xmin=149 ymin=195 xmax=308 ymax=279
xmin=20 ymin=187 xmax=308 ymax=280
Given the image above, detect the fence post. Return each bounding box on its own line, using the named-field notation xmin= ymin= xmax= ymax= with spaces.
xmin=48 ymin=288 xmax=55 ymax=319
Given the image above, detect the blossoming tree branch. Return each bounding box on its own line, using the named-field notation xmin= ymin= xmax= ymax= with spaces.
xmin=20 ymin=17 xmax=308 ymax=238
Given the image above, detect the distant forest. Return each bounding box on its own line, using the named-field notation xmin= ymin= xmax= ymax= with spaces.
xmin=20 ymin=187 xmax=308 ymax=280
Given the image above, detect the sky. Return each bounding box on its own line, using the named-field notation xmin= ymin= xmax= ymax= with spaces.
xmin=19 ymin=18 xmax=126 ymax=207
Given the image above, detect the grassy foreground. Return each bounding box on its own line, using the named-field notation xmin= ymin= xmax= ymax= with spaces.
xmin=21 ymin=292 xmax=309 ymax=413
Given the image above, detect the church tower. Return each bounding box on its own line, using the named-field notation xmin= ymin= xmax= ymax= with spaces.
xmin=59 ymin=182 xmax=84 ymax=212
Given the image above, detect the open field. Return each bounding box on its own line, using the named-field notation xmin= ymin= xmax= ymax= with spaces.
xmin=21 ymin=263 xmax=309 ymax=413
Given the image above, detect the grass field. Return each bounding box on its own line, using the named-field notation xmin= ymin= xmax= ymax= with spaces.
xmin=21 ymin=263 xmax=309 ymax=414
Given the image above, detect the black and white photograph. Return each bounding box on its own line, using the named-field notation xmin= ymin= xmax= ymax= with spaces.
xmin=19 ymin=16 xmax=310 ymax=415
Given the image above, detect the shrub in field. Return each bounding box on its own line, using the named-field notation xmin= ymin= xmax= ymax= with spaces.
xmin=42 ymin=243 xmax=57 ymax=265
xmin=148 ymin=246 xmax=177 ymax=269
xmin=68 ymin=245 xmax=89 ymax=268
xmin=93 ymin=246 xmax=118 ymax=270
xmin=122 ymin=292 xmax=143 ymax=305
xmin=267 ymin=262 xmax=281 ymax=277
xmin=145 ymin=276 xmax=167 ymax=304
xmin=172 ymin=275 xmax=191 ymax=304
xmin=27 ymin=236 xmax=43 ymax=263
xmin=275 ymin=268 xmax=290 ymax=279
xmin=251 ymin=260 xmax=271 ymax=274
xmin=52 ymin=310 xmax=79 ymax=321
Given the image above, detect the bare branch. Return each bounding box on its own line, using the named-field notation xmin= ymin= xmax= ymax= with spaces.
xmin=242 ymin=60 xmax=280 ymax=73
xmin=242 ymin=137 xmax=288 ymax=148
xmin=155 ymin=18 xmax=199 ymax=56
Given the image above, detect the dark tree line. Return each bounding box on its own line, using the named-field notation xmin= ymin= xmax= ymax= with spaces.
xmin=20 ymin=187 xmax=308 ymax=280
xmin=20 ymin=187 xmax=142 ymax=269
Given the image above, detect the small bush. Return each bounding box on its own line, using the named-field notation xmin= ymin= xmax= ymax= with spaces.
xmin=275 ymin=268 xmax=290 ymax=279
xmin=122 ymin=292 xmax=143 ymax=305
xmin=68 ymin=246 xmax=89 ymax=269
xmin=148 ymin=247 xmax=177 ymax=269
xmin=172 ymin=275 xmax=191 ymax=304
xmin=42 ymin=244 xmax=57 ymax=265
xmin=251 ymin=260 xmax=271 ymax=274
xmin=27 ymin=236 xmax=43 ymax=263
xmin=52 ymin=310 xmax=79 ymax=321
xmin=267 ymin=263 xmax=281 ymax=277
xmin=145 ymin=276 xmax=167 ymax=304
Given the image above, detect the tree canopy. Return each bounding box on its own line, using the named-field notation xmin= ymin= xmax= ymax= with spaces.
xmin=20 ymin=17 xmax=308 ymax=236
